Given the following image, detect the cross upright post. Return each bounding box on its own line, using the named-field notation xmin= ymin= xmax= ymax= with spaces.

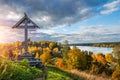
xmin=24 ymin=18 xmax=28 ymax=53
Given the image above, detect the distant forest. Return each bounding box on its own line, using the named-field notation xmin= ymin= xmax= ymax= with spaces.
xmin=69 ymin=42 xmax=120 ymax=48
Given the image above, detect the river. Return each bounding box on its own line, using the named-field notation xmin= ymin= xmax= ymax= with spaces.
xmin=70 ymin=46 xmax=113 ymax=54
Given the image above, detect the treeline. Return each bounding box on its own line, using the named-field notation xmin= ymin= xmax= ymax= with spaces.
xmin=92 ymin=42 xmax=120 ymax=48
xmin=0 ymin=40 xmax=62 ymax=60
xmin=70 ymin=42 xmax=120 ymax=48
xmin=0 ymin=41 xmax=120 ymax=80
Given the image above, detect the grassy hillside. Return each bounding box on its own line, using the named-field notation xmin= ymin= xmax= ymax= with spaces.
xmin=0 ymin=58 xmax=74 ymax=80
xmin=46 ymin=66 xmax=74 ymax=80
xmin=0 ymin=57 xmax=74 ymax=80
xmin=0 ymin=57 xmax=42 ymax=80
xmin=0 ymin=57 xmax=111 ymax=80
xmin=46 ymin=66 xmax=110 ymax=80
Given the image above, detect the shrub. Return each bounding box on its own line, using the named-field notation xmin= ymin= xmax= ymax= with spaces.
xmin=112 ymin=67 xmax=120 ymax=80
xmin=0 ymin=58 xmax=42 ymax=80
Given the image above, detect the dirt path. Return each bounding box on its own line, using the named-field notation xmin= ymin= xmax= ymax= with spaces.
xmin=34 ymin=78 xmax=42 ymax=80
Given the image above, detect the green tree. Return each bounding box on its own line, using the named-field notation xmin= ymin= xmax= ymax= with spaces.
xmin=61 ymin=40 xmax=70 ymax=67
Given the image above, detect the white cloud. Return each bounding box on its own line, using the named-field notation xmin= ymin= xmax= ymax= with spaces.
xmin=100 ymin=0 xmax=120 ymax=14
xmin=0 ymin=25 xmax=120 ymax=43
xmin=101 ymin=8 xmax=118 ymax=14
xmin=6 ymin=11 xmax=22 ymax=20
xmin=16 ymin=25 xmax=120 ymax=43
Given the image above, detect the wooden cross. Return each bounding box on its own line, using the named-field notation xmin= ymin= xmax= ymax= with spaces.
xmin=12 ymin=13 xmax=39 ymax=53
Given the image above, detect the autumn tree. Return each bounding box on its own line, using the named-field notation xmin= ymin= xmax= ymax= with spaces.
xmin=55 ymin=58 xmax=64 ymax=68
xmin=112 ymin=67 xmax=120 ymax=80
xmin=53 ymin=47 xmax=59 ymax=53
xmin=91 ymin=53 xmax=111 ymax=75
xmin=61 ymin=40 xmax=70 ymax=67
xmin=96 ymin=53 xmax=106 ymax=65
xmin=35 ymin=52 xmax=39 ymax=59
xmin=66 ymin=46 xmax=87 ymax=70
xmin=49 ymin=42 xmax=56 ymax=50
xmin=40 ymin=48 xmax=52 ymax=65
xmin=52 ymin=47 xmax=62 ymax=58
xmin=112 ymin=45 xmax=120 ymax=80
xmin=105 ymin=53 xmax=113 ymax=63
xmin=113 ymin=45 xmax=120 ymax=66
xmin=85 ymin=52 xmax=93 ymax=70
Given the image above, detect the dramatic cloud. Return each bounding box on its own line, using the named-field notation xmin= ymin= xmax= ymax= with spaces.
xmin=0 ymin=0 xmax=120 ymax=43
xmin=0 ymin=0 xmax=109 ymax=28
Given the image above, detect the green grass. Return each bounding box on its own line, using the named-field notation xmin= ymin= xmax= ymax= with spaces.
xmin=0 ymin=58 xmax=42 ymax=80
xmin=46 ymin=66 xmax=74 ymax=80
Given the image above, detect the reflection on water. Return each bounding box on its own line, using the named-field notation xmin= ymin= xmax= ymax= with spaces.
xmin=70 ymin=46 xmax=113 ymax=54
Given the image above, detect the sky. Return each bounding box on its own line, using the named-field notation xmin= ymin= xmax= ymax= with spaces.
xmin=0 ymin=0 xmax=120 ymax=44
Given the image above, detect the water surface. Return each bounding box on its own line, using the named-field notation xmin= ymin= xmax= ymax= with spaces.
xmin=71 ymin=46 xmax=113 ymax=54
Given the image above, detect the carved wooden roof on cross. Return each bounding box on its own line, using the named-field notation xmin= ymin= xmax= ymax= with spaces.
xmin=12 ymin=13 xmax=39 ymax=29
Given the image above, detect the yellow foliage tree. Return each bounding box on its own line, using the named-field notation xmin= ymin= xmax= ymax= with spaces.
xmin=53 ymin=47 xmax=59 ymax=53
xmin=66 ymin=46 xmax=87 ymax=70
xmin=49 ymin=42 xmax=55 ymax=50
xmin=105 ymin=53 xmax=113 ymax=63
xmin=35 ymin=52 xmax=39 ymax=59
xmin=40 ymin=48 xmax=52 ymax=65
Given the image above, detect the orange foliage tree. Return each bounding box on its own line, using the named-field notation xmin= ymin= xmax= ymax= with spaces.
xmin=55 ymin=58 xmax=64 ymax=68
xmin=96 ymin=53 xmax=106 ymax=65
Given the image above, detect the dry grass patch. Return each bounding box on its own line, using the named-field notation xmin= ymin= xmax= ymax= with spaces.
xmin=69 ymin=69 xmax=111 ymax=80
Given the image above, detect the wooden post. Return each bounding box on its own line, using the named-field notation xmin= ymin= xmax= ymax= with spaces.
xmin=24 ymin=19 xmax=28 ymax=53
xmin=42 ymin=66 xmax=47 ymax=80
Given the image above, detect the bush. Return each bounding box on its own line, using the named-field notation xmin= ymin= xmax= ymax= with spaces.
xmin=0 ymin=58 xmax=42 ymax=80
xmin=112 ymin=67 xmax=120 ymax=80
